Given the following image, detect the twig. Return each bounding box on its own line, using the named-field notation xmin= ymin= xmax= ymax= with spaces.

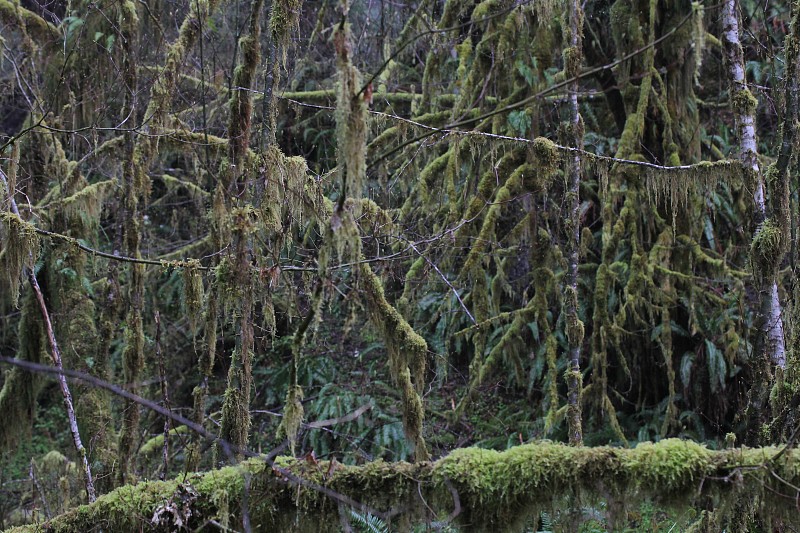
xmin=32 ymin=227 xmax=210 ymax=269
xmin=403 ymin=239 xmax=476 ymax=325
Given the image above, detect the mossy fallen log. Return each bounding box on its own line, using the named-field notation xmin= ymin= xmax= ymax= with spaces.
xmin=9 ymin=439 xmax=800 ymax=532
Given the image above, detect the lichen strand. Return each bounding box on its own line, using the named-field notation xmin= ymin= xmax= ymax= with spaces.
xmin=359 ymin=263 xmax=429 ymax=461
xmin=257 ymin=145 xmax=315 ymax=236
xmin=13 ymin=441 xmax=800 ymax=533
xmin=643 ymin=160 xmax=739 ymax=210
xmin=57 ymin=179 xmax=115 ymax=230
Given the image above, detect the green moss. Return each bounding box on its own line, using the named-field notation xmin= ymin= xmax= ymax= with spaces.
xmin=562 ymin=46 xmax=582 ymax=79
xmin=623 ymin=439 xmax=711 ymax=492
xmin=417 ymin=151 xmax=450 ymax=202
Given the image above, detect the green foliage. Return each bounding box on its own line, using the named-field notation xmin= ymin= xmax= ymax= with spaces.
xmin=350 ymin=510 xmax=389 ymax=533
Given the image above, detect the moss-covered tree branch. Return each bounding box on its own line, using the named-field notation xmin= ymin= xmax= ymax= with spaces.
xmin=10 ymin=439 xmax=800 ymax=532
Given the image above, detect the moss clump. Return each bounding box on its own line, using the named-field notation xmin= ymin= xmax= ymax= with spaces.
xmin=750 ymin=218 xmax=785 ymax=278
xmin=731 ymin=88 xmax=758 ymax=117
xmin=623 ymin=439 xmax=711 ymax=493
xmin=563 ymin=46 xmax=582 ymax=79
xmin=0 ymin=0 xmax=58 ymax=42
xmin=530 ymin=137 xmax=560 ymax=177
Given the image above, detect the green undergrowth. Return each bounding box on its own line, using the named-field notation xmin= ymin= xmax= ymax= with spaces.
xmin=8 ymin=439 xmax=799 ymax=532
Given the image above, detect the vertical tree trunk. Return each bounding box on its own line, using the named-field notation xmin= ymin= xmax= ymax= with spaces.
xmin=563 ymin=0 xmax=585 ymax=446
xmin=117 ymin=0 xmax=143 ymax=486
xmin=721 ymin=0 xmax=786 ymax=371
xmin=218 ymin=0 xmax=264 ymax=459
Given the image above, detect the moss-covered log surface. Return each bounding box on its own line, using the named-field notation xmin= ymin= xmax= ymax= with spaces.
xmin=8 ymin=439 xmax=800 ymax=532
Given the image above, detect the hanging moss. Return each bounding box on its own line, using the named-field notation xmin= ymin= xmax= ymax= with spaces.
xmin=457 ymin=297 xmax=537 ymax=417
xmin=0 ymin=212 xmax=40 ymax=307
xmin=334 ymin=24 xmax=368 ymax=206
xmin=270 ymin=0 xmax=303 ymax=63
xmin=181 ymin=259 xmax=204 ymax=334
xmin=276 ymin=385 xmax=304 ymax=454
xmin=459 ymin=162 xmax=538 ymax=279
xmin=219 ymin=348 xmax=252 ymax=458
xmin=57 ymin=179 xmax=114 ymax=229
xmin=118 ymin=304 xmax=145 ymax=484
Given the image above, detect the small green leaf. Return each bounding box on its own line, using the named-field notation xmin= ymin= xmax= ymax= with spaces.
xmin=515 ymin=60 xmax=535 ymax=86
